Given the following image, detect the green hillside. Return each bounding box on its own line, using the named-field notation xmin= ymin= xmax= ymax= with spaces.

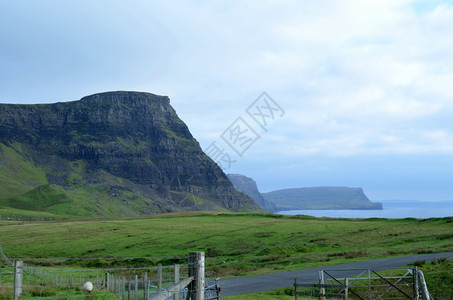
xmin=0 ymin=141 xmax=243 ymax=220
xmin=0 ymin=142 xmax=160 ymax=219
xmin=0 ymin=92 xmax=261 ymax=219
xmin=0 ymin=141 xmax=233 ymax=220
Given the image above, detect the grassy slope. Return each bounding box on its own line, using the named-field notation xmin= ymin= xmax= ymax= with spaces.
xmin=0 ymin=143 xmax=238 ymax=219
xmin=0 ymin=143 xmax=48 ymax=197
xmin=0 ymin=143 xmax=159 ymax=219
xmin=0 ymin=213 xmax=451 ymax=276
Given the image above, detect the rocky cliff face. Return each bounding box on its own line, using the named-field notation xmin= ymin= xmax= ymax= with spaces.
xmin=227 ymin=174 xmax=277 ymax=212
xmin=0 ymin=91 xmax=260 ymax=218
xmin=262 ymin=187 xmax=383 ymax=210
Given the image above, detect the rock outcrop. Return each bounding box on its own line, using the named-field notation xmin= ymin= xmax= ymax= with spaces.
xmin=227 ymin=174 xmax=277 ymax=212
xmin=262 ymin=187 xmax=383 ymax=211
xmin=0 ymin=91 xmax=261 ymax=218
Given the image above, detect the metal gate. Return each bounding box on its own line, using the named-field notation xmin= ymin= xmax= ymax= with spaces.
xmin=294 ymin=268 xmax=422 ymax=299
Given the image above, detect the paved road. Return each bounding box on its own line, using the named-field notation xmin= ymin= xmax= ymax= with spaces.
xmin=220 ymin=252 xmax=453 ymax=296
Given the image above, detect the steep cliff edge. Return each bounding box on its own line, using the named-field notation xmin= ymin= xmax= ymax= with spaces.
xmin=227 ymin=174 xmax=277 ymax=212
xmin=0 ymin=91 xmax=260 ymax=219
xmin=262 ymin=187 xmax=383 ymax=211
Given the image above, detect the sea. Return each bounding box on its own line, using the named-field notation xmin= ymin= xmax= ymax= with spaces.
xmin=277 ymin=200 xmax=453 ymax=219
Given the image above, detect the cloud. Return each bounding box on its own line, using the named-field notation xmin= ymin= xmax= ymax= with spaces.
xmin=2 ymin=0 xmax=453 ymax=200
xmin=2 ymin=0 xmax=453 ymax=167
xmin=0 ymin=0 xmax=179 ymax=102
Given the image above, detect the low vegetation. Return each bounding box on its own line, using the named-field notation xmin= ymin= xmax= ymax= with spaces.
xmin=0 ymin=212 xmax=452 ymax=298
xmin=0 ymin=213 xmax=452 ymax=276
xmin=410 ymin=256 xmax=453 ymax=299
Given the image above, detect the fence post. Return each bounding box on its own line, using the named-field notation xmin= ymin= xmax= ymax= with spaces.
xmin=105 ymin=272 xmax=110 ymax=290
xmin=413 ymin=267 xmax=419 ymax=300
xmin=135 ymin=275 xmax=138 ymax=300
xmin=319 ymin=270 xmax=325 ymax=300
xmin=175 ymin=265 xmax=180 ymax=300
xmin=122 ymin=276 xmax=125 ymax=300
xmin=188 ymin=252 xmax=205 ymax=300
xmin=344 ymin=278 xmax=348 ymax=300
xmin=13 ymin=260 xmax=23 ymax=300
xmin=294 ymin=279 xmax=299 ymax=300
xmin=128 ymin=279 xmax=131 ymax=300
xmin=143 ymin=272 xmax=148 ymax=300
xmin=158 ymin=264 xmax=163 ymax=293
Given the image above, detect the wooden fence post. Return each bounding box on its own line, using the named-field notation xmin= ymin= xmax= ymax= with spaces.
xmin=174 ymin=265 xmax=180 ymax=300
xmin=344 ymin=278 xmax=348 ymax=300
xmin=128 ymin=279 xmax=131 ymax=300
xmin=157 ymin=264 xmax=163 ymax=293
xmin=188 ymin=252 xmax=205 ymax=300
xmin=413 ymin=267 xmax=419 ymax=300
xmin=294 ymin=278 xmax=299 ymax=300
xmin=122 ymin=277 xmax=125 ymax=299
xmin=134 ymin=275 xmax=138 ymax=300
xmin=319 ymin=270 xmax=325 ymax=300
xmin=143 ymin=272 xmax=148 ymax=300
xmin=105 ymin=272 xmax=109 ymax=290
xmin=13 ymin=260 xmax=23 ymax=300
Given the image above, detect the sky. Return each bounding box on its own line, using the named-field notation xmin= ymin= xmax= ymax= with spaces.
xmin=1 ymin=0 xmax=453 ymax=202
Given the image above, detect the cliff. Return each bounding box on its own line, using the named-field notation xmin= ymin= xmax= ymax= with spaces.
xmin=227 ymin=174 xmax=277 ymax=212
xmin=262 ymin=187 xmax=382 ymax=211
xmin=0 ymin=91 xmax=261 ymax=219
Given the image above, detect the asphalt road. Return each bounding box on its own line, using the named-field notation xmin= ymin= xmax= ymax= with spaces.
xmin=219 ymin=252 xmax=453 ymax=296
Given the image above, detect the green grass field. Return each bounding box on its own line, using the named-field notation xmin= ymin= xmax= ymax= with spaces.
xmin=0 ymin=212 xmax=452 ymax=298
xmin=1 ymin=213 xmax=452 ymax=275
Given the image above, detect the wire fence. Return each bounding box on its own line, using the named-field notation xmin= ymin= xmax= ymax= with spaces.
xmin=0 ymin=263 xmax=184 ymax=299
xmin=0 ymin=256 xmax=220 ymax=300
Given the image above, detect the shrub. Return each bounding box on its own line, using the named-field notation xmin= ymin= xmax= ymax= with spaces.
xmin=412 ymin=259 xmax=425 ymax=267
xmin=206 ymin=247 xmax=221 ymax=257
xmin=431 ymin=257 xmax=447 ymax=265
xmin=343 ymin=251 xmax=367 ymax=259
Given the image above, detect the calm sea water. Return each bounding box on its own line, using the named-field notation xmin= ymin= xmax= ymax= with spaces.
xmin=278 ymin=200 xmax=453 ymax=219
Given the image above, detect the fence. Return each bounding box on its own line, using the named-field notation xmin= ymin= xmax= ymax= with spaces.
xmin=0 ymin=252 xmax=220 ymax=300
xmin=1 ymin=261 xmax=114 ymax=299
xmin=294 ymin=268 xmax=430 ymax=299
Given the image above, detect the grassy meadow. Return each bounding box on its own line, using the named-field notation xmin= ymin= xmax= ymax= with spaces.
xmin=0 ymin=212 xmax=452 ymax=277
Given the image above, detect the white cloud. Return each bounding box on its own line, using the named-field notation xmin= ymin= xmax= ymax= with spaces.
xmin=2 ymin=0 xmax=453 ymax=159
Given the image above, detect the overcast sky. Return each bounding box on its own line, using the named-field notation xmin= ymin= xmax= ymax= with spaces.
xmin=1 ymin=0 xmax=453 ymax=201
